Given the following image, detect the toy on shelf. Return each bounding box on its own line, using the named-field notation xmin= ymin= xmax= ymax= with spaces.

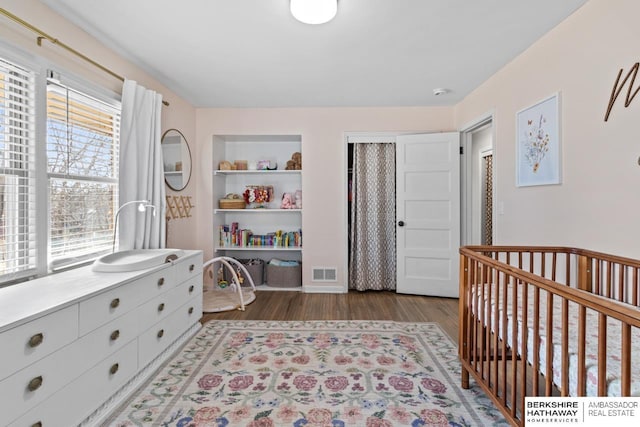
xmin=285 ymin=151 xmax=302 ymax=170
xmin=281 ymin=192 xmax=294 ymax=209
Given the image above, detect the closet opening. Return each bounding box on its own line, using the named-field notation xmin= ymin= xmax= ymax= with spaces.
xmin=460 ymin=115 xmax=495 ymax=246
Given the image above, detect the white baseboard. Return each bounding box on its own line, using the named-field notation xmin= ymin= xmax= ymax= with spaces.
xmin=303 ymin=284 xmax=347 ymax=293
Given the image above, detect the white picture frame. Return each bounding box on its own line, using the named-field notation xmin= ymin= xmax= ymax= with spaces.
xmin=516 ymin=93 xmax=561 ymax=187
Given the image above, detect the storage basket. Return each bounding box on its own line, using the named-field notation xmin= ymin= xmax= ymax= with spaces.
xmin=219 ymin=198 xmax=246 ymax=209
xmin=266 ymin=262 xmax=302 ymax=288
xmin=223 ymin=258 xmax=264 ymax=285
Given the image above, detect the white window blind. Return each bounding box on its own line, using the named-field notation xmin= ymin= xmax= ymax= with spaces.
xmin=0 ymin=58 xmax=37 ymax=282
xmin=46 ymin=79 xmax=120 ymax=269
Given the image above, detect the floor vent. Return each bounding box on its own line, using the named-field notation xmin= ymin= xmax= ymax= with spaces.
xmin=312 ymin=267 xmax=337 ymax=282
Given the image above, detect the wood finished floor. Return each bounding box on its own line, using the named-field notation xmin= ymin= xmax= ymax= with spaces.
xmin=201 ymin=291 xmax=459 ymax=340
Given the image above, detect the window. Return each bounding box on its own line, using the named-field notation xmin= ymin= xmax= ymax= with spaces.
xmin=46 ymin=78 xmax=121 ymax=269
xmin=0 ymin=51 xmax=122 ymax=284
xmin=0 ymin=58 xmax=37 ymax=282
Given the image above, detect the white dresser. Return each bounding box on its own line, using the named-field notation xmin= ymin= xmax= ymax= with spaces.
xmin=0 ymin=250 xmax=203 ymax=427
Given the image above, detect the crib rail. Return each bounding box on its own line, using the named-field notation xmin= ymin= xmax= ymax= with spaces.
xmin=459 ymin=246 xmax=640 ymax=426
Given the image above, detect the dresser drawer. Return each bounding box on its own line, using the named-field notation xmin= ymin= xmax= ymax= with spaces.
xmin=138 ymin=298 xmax=202 ymax=368
xmin=137 ymin=288 xmax=175 ymax=333
xmin=136 ymin=265 xmax=176 ymax=297
xmin=0 ymin=341 xmax=81 ymax=423
xmin=174 ymin=252 xmax=202 ymax=284
xmin=0 ymin=304 xmax=78 ymax=382
xmin=76 ymin=308 xmax=139 ymax=366
xmin=168 ymin=273 xmax=203 ymax=311
xmin=179 ymin=273 xmax=203 ymax=302
xmin=137 ymin=273 xmax=202 ymax=333
xmin=78 ymin=279 xmax=141 ymax=336
xmin=9 ymin=340 xmax=138 ymax=427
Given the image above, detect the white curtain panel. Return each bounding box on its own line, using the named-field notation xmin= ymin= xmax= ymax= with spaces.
xmin=119 ymin=79 xmax=165 ymax=250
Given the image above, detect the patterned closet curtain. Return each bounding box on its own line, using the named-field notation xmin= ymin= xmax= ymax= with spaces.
xmin=349 ymin=143 xmax=396 ymax=291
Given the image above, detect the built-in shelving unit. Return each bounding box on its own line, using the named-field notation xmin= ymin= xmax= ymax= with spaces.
xmin=212 ymin=135 xmax=302 ymax=291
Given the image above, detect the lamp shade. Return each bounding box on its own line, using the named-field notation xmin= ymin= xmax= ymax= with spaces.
xmin=290 ymin=0 xmax=338 ymax=25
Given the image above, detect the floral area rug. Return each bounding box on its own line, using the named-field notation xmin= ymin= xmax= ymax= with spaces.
xmin=105 ymin=321 xmax=507 ymax=426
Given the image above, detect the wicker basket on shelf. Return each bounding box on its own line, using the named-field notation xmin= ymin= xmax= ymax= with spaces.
xmin=219 ymin=194 xmax=246 ymax=209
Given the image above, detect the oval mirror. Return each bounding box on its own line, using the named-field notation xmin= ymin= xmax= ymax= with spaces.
xmin=161 ymin=129 xmax=192 ymax=191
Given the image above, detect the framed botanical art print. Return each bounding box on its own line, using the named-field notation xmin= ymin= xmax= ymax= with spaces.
xmin=516 ymin=93 xmax=561 ymax=187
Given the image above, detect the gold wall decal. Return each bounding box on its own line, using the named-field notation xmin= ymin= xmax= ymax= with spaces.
xmin=605 ymin=62 xmax=640 ymax=121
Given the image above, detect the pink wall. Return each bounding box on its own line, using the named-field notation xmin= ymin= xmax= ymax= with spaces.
xmin=195 ymin=107 xmax=454 ymax=289
xmin=0 ymin=0 xmax=197 ymax=249
xmin=455 ymin=0 xmax=640 ymax=258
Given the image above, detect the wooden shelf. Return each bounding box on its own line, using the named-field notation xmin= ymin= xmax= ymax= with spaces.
xmin=215 ymin=246 xmax=302 ymax=252
xmin=214 ymin=170 xmax=301 ymax=176
xmin=215 ymin=208 xmax=302 ymax=214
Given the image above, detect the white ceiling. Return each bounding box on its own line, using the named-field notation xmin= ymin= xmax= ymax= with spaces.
xmin=41 ymin=0 xmax=588 ymax=108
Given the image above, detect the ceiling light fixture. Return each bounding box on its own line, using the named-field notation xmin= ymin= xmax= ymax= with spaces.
xmin=291 ymin=0 xmax=338 ymax=25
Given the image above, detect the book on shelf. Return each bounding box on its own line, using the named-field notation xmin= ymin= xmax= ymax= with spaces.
xmin=218 ymin=222 xmax=302 ymax=249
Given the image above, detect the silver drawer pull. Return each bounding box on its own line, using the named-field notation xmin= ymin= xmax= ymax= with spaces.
xmin=110 ymin=298 xmax=120 ymax=309
xmin=27 ymin=376 xmax=43 ymax=392
xmin=110 ymin=330 xmax=120 ymax=341
xmin=109 ymin=363 xmax=119 ymax=375
xmin=29 ymin=333 xmax=44 ymax=348
xmin=157 ymin=329 xmax=164 ymax=338
xmin=188 ymin=307 xmax=194 ymax=315
xmin=158 ymin=303 xmax=165 ymax=312
xmin=189 ymin=285 xmax=194 ymax=293
xmin=189 ymin=264 xmax=195 ymax=272
xmin=158 ymin=277 xmax=165 ymax=286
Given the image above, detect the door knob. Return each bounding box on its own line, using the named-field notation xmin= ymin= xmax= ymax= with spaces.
xmin=398 ymin=221 xmax=405 ymax=227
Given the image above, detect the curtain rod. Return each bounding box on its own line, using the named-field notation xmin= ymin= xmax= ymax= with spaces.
xmin=0 ymin=7 xmax=170 ymax=107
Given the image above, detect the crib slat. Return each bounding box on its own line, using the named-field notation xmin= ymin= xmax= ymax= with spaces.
xmin=566 ymin=254 xmax=571 ymax=289
xmin=633 ymin=268 xmax=639 ymax=307
xmin=510 ymin=274 xmax=518 ymax=417
xmin=577 ymin=305 xmax=587 ymax=395
xmin=545 ymin=292 xmax=554 ymax=395
xmin=501 ymin=272 xmax=508 ymax=406
xmin=532 ymin=286 xmax=540 ymax=396
xmin=618 ymin=265 xmax=624 ymax=302
xmin=561 ymin=298 xmax=569 ymax=396
xmin=479 ymin=263 xmax=486 ymax=380
xmin=466 ymin=258 xmax=474 ymax=377
xmin=520 ymin=281 xmax=529 ymax=414
xmin=607 ymin=261 xmax=613 ymax=298
xmin=492 ymin=268 xmax=500 ymax=397
xmin=597 ymin=313 xmax=607 ymax=396
xmin=471 ymin=260 xmax=479 ymax=372
xmin=622 ymin=323 xmax=631 ymax=396
xmin=529 ymin=252 xmax=534 ymax=273
xmin=595 ymin=260 xmax=601 ymax=295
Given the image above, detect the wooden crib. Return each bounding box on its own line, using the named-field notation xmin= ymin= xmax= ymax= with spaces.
xmin=458 ymin=246 xmax=640 ymax=426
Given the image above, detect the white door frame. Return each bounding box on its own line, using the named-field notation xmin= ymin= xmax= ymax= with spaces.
xmin=460 ymin=111 xmax=496 ymax=246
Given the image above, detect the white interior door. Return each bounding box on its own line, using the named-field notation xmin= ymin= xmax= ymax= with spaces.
xmin=396 ymin=132 xmax=460 ymax=297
